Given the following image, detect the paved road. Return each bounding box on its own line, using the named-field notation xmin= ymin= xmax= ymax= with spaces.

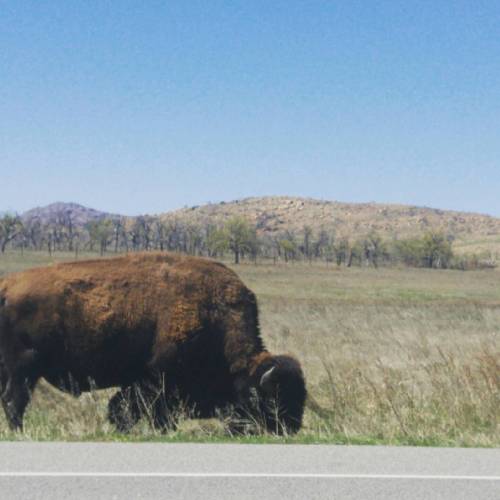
xmin=0 ymin=443 xmax=498 ymax=499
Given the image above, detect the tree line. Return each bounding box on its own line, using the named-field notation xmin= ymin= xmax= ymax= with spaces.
xmin=0 ymin=212 xmax=495 ymax=270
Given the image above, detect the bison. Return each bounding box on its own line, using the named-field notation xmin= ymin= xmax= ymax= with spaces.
xmin=0 ymin=253 xmax=306 ymax=434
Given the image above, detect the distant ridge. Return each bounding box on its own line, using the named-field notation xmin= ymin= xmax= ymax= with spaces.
xmin=21 ymin=202 xmax=117 ymax=226
xmin=160 ymin=196 xmax=500 ymax=255
xmin=16 ymin=197 xmax=500 ymax=256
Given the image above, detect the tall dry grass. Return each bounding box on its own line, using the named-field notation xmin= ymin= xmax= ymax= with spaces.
xmin=0 ymin=252 xmax=498 ymax=445
xmin=240 ymin=262 xmax=500 ymax=446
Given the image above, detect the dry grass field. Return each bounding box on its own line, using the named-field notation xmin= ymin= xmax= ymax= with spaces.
xmin=0 ymin=251 xmax=498 ymax=446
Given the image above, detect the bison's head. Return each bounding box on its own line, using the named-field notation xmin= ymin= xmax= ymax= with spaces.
xmin=252 ymin=354 xmax=306 ymax=434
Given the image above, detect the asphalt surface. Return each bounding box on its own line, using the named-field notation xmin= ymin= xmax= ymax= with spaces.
xmin=0 ymin=443 xmax=498 ymax=499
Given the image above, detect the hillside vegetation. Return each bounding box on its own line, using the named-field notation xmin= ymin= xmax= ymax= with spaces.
xmin=165 ymin=196 xmax=499 ymax=238
xmin=9 ymin=197 xmax=500 ymax=262
xmin=163 ymin=197 xmax=500 ymax=256
xmin=1 ymin=198 xmax=498 ymax=275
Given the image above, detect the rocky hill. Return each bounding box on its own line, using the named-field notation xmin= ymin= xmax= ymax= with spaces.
xmin=161 ymin=197 xmax=500 ymax=256
xmin=18 ymin=197 xmax=500 ymax=256
xmin=21 ymin=202 xmax=117 ymax=226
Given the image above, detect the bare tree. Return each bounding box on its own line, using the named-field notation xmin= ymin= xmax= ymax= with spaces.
xmin=112 ymin=217 xmax=127 ymax=252
xmin=0 ymin=214 xmax=23 ymax=253
xmin=302 ymin=225 xmax=313 ymax=263
xmin=185 ymin=223 xmax=203 ymax=255
xmin=361 ymin=231 xmax=386 ymax=268
xmin=152 ymin=219 xmax=167 ymax=251
xmin=22 ymin=218 xmax=43 ymax=250
xmin=313 ymin=228 xmax=332 ymax=261
xmin=334 ymin=237 xmax=350 ymax=266
xmin=56 ymin=208 xmax=77 ymax=251
xmin=130 ymin=216 xmax=154 ymax=251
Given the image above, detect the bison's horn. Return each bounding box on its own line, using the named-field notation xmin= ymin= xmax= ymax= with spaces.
xmin=259 ymin=366 xmax=276 ymax=391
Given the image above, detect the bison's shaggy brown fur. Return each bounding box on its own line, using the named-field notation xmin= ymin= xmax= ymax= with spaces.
xmin=0 ymin=253 xmax=306 ymax=433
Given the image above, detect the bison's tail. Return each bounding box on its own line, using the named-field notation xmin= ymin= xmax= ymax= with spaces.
xmin=0 ymin=292 xmax=6 ymax=334
xmin=0 ymin=293 xmax=7 ymax=393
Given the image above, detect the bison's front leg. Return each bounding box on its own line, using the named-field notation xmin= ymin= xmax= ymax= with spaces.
xmin=108 ymin=378 xmax=176 ymax=433
xmin=107 ymin=385 xmax=142 ymax=433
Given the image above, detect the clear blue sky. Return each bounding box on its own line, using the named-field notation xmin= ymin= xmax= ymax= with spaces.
xmin=1 ymin=1 xmax=499 ymax=216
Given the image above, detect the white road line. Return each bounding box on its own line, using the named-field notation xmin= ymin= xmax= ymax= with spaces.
xmin=0 ymin=473 xmax=498 ymax=481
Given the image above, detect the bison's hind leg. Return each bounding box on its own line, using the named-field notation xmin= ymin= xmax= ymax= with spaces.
xmin=0 ymin=365 xmax=39 ymax=432
xmin=0 ymin=312 xmax=41 ymax=431
xmin=0 ymin=347 xmax=40 ymax=431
